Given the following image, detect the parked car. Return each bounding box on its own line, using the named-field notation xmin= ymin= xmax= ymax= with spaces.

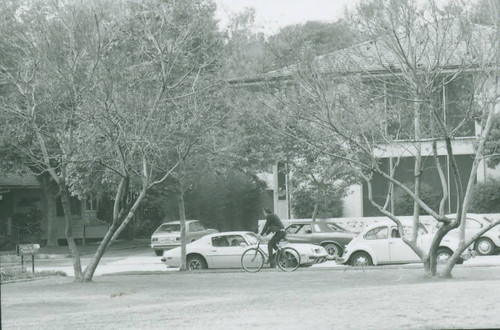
xmin=443 ymin=214 xmax=500 ymax=256
xmin=150 ymin=220 xmax=218 ymax=256
xmin=161 ymin=231 xmax=328 ymax=270
xmin=284 ymin=220 xmax=357 ymax=259
xmin=337 ymin=220 xmax=472 ymax=266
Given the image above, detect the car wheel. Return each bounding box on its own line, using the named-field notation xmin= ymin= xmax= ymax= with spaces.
xmin=436 ymin=248 xmax=452 ymax=264
xmin=187 ymin=255 xmax=207 ymax=270
xmin=154 ymin=250 xmax=163 ymax=256
xmin=475 ymin=238 xmax=494 ymax=256
xmin=350 ymin=251 xmax=372 ymax=267
xmin=322 ymin=243 xmax=342 ymax=259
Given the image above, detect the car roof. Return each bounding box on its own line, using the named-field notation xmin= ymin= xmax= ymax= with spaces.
xmin=204 ymin=231 xmax=254 ymax=238
xmin=160 ymin=220 xmax=199 ymax=225
xmin=286 ymin=219 xmax=331 ymax=224
xmin=362 ymin=220 xmax=405 ymax=230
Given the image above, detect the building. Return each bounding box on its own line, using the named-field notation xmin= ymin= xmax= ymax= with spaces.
xmin=0 ymin=173 xmax=108 ymax=246
xmin=228 ymin=19 xmax=500 ymax=219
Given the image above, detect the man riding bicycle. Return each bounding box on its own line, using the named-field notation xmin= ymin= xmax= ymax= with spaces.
xmin=260 ymin=208 xmax=286 ymax=267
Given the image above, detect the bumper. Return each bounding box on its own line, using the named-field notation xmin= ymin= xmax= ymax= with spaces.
xmin=151 ymin=244 xmax=179 ymax=250
xmin=161 ymin=257 xmax=180 ymax=267
xmin=302 ymin=255 xmax=328 ymax=266
xmin=336 ymin=257 xmax=346 ymax=264
xmin=461 ymin=249 xmax=472 ymax=261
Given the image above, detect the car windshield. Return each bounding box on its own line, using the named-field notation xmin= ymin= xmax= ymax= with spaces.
xmin=315 ymin=222 xmax=335 ymax=232
xmin=156 ymin=224 xmax=180 ymax=233
xmin=324 ymin=222 xmax=351 ymax=232
xmin=482 ymin=217 xmax=492 ymax=224
xmin=244 ymin=233 xmax=260 ymax=245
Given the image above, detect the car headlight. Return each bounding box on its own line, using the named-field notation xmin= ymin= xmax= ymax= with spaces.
xmin=151 ymin=238 xmax=158 ymax=242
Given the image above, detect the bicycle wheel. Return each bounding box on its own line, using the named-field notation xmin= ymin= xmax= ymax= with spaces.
xmin=277 ymin=247 xmax=300 ymax=272
xmin=241 ymin=248 xmax=265 ymax=273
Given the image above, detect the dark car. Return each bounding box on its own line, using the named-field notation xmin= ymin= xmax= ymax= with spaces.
xmin=285 ymin=221 xmax=357 ymax=259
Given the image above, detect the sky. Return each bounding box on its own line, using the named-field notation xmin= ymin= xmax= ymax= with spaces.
xmin=214 ymin=0 xmax=360 ymax=35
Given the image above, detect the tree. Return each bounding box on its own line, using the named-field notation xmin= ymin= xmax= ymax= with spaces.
xmin=1 ymin=0 xmax=228 ymax=282
xmin=0 ymin=0 xmax=105 ymax=278
xmin=267 ymin=20 xmax=359 ymax=70
xmin=72 ymin=0 xmax=227 ymax=281
xmin=239 ymin=0 xmax=500 ymax=278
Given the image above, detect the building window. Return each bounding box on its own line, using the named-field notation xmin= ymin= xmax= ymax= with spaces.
xmin=56 ymin=196 xmax=81 ymax=216
xmin=86 ymin=197 xmax=98 ymax=211
xmin=366 ymin=75 xmax=476 ymax=141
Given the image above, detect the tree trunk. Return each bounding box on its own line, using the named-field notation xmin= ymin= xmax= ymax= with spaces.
xmin=82 ymin=219 xmax=121 ymax=282
xmin=110 ymin=189 xmax=146 ymax=243
xmin=178 ymin=191 xmax=187 ymax=271
xmin=83 ymin=187 xmax=146 ymax=282
xmin=311 ymin=202 xmax=319 ymax=223
xmin=59 ymin=183 xmax=83 ymax=281
xmin=423 ymin=257 xmax=432 ymax=277
xmin=37 ymin=175 xmax=58 ymax=247
xmin=428 ymin=225 xmax=453 ymax=276
xmin=412 ymin=98 xmax=422 ymax=241
xmin=45 ymin=193 xmax=58 ymax=247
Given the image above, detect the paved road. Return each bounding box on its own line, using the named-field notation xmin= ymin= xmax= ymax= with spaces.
xmin=31 ymin=246 xmax=500 ymax=277
xmin=33 ymin=247 xmax=169 ymax=276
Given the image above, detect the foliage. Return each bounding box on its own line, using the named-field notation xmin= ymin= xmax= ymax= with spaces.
xmin=267 ymin=20 xmax=358 ymax=68
xmin=184 ymin=170 xmax=267 ymax=232
xmin=221 ymin=8 xmax=275 ymax=78
xmin=291 ymin=186 xmax=344 ymax=218
xmin=469 ymin=179 xmax=500 ymax=213
xmin=0 ymin=269 xmax=66 ymax=283
xmin=156 ymin=169 xmax=267 ymax=232
xmin=12 ymin=207 xmax=43 ymax=237
xmin=484 ymin=114 xmax=500 ymax=168
xmin=393 ymin=183 xmax=442 ymax=216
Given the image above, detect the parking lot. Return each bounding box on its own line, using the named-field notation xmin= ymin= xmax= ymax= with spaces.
xmin=2 ymin=264 xmax=500 ymax=329
xmin=28 ymin=244 xmax=500 ymax=276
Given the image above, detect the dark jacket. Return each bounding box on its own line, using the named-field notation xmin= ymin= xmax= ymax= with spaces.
xmin=260 ymin=213 xmax=284 ymax=236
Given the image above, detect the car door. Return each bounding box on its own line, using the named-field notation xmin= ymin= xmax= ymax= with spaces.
xmin=206 ymin=235 xmax=247 ymax=268
xmin=464 ymin=218 xmax=482 ymax=241
xmin=364 ymin=226 xmax=390 ymax=263
xmin=388 ymin=227 xmax=420 ymax=263
xmin=286 ymin=224 xmax=313 ymax=243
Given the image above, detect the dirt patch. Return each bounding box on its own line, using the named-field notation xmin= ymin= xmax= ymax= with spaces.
xmin=2 ymin=266 xmax=500 ymax=329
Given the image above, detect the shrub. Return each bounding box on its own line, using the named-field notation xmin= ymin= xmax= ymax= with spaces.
xmin=469 ymin=179 xmax=500 ymax=213
xmin=0 ymin=269 xmax=66 ymax=282
xmin=291 ymin=186 xmax=344 ymax=219
xmin=393 ymin=182 xmax=442 ymax=216
xmin=12 ymin=207 xmax=43 ymax=240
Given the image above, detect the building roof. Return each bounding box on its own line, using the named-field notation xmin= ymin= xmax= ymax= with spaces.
xmin=228 ymin=19 xmax=496 ymax=86
xmin=0 ymin=173 xmax=39 ymax=187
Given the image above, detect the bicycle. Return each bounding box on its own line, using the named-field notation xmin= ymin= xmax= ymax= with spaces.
xmin=241 ymin=238 xmax=301 ymax=272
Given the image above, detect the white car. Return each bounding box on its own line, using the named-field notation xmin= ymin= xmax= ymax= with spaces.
xmin=443 ymin=214 xmax=500 ymax=256
xmin=338 ymin=220 xmax=472 ymax=266
xmin=150 ymin=220 xmax=218 ymax=256
xmin=161 ymin=231 xmax=328 ymax=270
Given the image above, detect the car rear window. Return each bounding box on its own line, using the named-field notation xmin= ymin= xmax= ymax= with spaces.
xmin=365 ymin=226 xmax=388 ymax=240
xmin=156 ymin=224 xmax=180 ymax=233
xmin=190 ymin=222 xmax=206 ymax=232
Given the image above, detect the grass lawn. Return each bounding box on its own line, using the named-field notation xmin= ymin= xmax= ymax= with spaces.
xmin=2 ymin=265 xmax=499 ymax=329
xmin=0 ymin=239 xmax=150 ymax=257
